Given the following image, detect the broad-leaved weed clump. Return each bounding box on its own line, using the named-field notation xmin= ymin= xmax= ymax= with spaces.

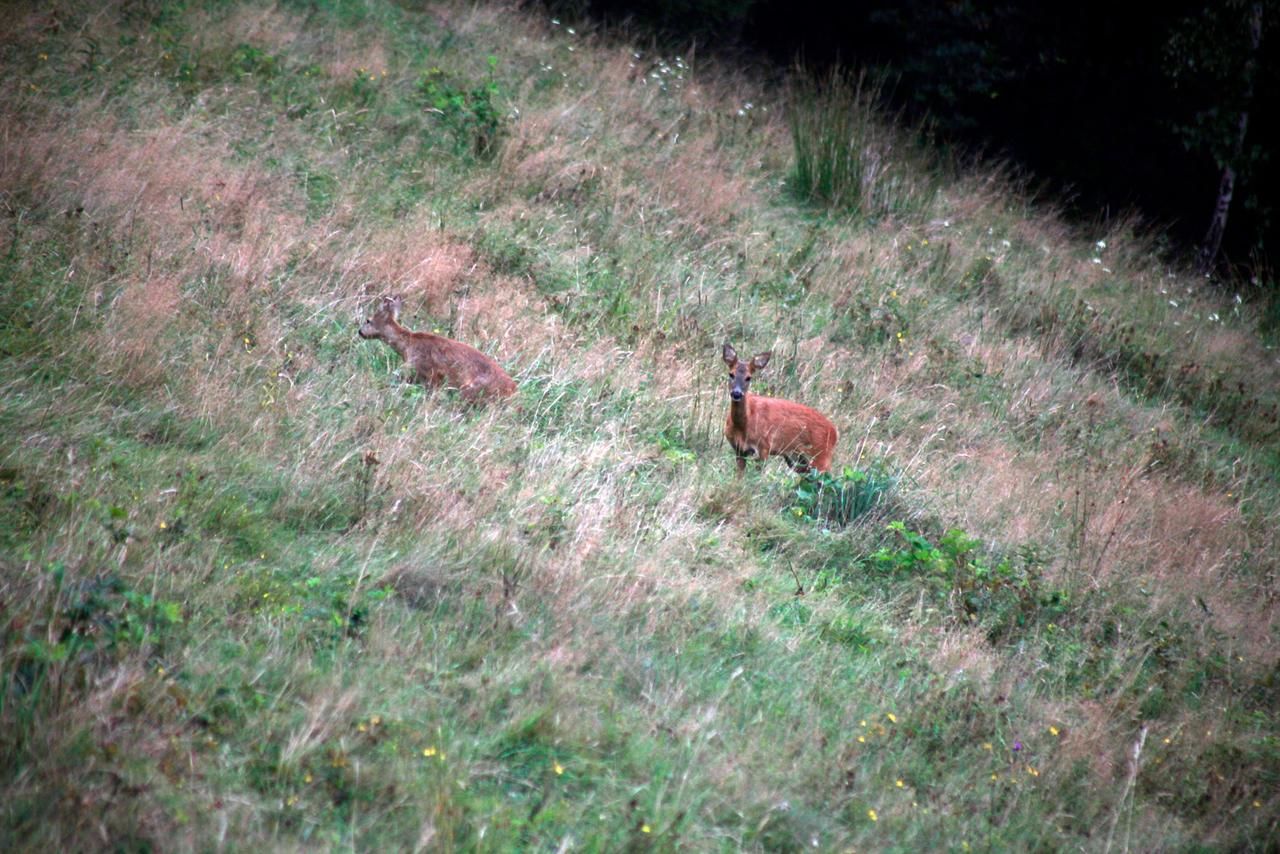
xmin=865 ymin=522 xmax=1061 ymax=640
xmin=789 ymin=465 xmax=896 ymax=527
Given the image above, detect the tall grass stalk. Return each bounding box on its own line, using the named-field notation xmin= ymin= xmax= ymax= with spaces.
xmin=788 ymin=67 xmax=936 ymax=220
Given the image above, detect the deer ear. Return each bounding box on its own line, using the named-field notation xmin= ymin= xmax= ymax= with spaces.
xmin=386 ymin=295 xmax=403 ymax=317
xmin=722 ymin=343 xmax=738 ymax=366
xmin=752 ymin=351 xmax=771 ymax=370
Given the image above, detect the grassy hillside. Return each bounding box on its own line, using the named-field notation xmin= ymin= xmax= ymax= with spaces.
xmin=2 ymin=1 xmax=1277 ymax=850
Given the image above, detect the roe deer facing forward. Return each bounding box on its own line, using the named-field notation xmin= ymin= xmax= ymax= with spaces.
xmin=722 ymin=343 xmax=838 ymax=476
xmin=358 ymin=295 xmax=516 ymax=403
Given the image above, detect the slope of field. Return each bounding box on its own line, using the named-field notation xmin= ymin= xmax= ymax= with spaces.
xmin=1 ymin=1 xmax=1277 ymax=849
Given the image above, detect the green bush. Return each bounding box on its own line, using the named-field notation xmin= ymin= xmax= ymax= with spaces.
xmin=790 ymin=465 xmax=895 ymax=526
xmin=863 ymin=521 xmax=1061 ymax=640
xmin=417 ymin=57 xmax=506 ymax=159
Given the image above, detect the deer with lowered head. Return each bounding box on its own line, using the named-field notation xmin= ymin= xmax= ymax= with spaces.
xmin=722 ymin=343 xmax=838 ymax=476
xmin=358 ymin=295 xmax=516 ymax=403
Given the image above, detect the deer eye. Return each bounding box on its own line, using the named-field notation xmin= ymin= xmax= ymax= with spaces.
xmin=744 ymin=376 xmax=751 ymax=382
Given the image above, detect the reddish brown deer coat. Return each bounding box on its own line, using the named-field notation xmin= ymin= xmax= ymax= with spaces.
xmin=722 ymin=344 xmax=838 ymax=475
xmin=359 ymin=296 xmax=516 ymax=403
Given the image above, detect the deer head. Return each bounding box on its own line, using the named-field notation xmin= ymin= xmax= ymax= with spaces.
xmin=358 ymin=295 xmax=404 ymax=340
xmin=722 ymin=343 xmax=771 ymax=402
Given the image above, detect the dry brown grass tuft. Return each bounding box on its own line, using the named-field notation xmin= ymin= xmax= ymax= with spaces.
xmin=455 ymin=274 xmax=557 ymax=354
xmin=812 ymin=232 xmax=890 ymax=301
xmin=347 ymin=222 xmax=479 ymax=314
xmin=325 ymin=42 xmax=391 ymax=81
xmin=923 ymin=626 xmax=999 ymax=688
xmin=25 ymin=118 xmax=309 ymax=286
xmin=204 ymin=176 xmax=309 ymax=288
xmin=501 ymin=108 xmax=600 ymax=199
xmin=1009 ymin=211 xmax=1074 ymax=255
xmin=1051 ymin=698 xmax=1127 ymax=784
xmin=282 ymin=688 xmax=360 ymax=766
xmin=217 ymin=4 xmax=304 ymax=51
xmin=935 ymin=441 xmax=1061 ymax=543
xmin=642 ymin=338 xmax=704 ymax=401
xmin=1143 ymin=485 xmax=1238 ymax=582
xmin=645 ymin=136 xmax=753 ymax=235
xmin=434 ymin=1 xmax=512 ymax=40
xmin=99 ymin=273 xmax=183 ymax=386
xmin=1129 ymin=483 xmax=1274 ymax=646
xmin=1199 ymin=325 xmax=1268 ymax=367
xmin=76 ymin=123 xmax=216 ymax=232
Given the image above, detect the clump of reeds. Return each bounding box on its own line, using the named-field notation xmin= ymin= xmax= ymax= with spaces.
xmin=788 ymin=67 xmax=937 ymax=221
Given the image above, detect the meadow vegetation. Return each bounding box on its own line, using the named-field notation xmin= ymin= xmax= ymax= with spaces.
xmin=1 ymin=1 xmax=1277 ymax=849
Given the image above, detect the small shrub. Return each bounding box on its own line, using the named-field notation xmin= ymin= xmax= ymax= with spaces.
xmin=3 ymin=562 xmax=184 ymax=754
xmin=418 ymin=57 xmax=506 ymax=159
xmin=790 ymin=465 xmax=895 ymax=526
xmin=863 ymin=522 xmax=1059 ymax=639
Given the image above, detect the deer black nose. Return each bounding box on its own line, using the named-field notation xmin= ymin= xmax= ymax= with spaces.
xmin=731 ymin=389 xmax=744 ymax=401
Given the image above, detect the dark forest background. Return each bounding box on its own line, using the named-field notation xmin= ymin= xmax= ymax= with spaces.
xmin=545 ymin=0 xmax=1276 ymax=284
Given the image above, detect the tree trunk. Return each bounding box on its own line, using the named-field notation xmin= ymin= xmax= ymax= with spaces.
xmin=1198 ymin=1 xmax=1263 ymax=273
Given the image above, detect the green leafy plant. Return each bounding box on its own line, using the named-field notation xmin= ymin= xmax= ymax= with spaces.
xmin=790 ymin=465 xmax=895 ymax=526
xmin=4 ymin=563 xmax=185 ymax=753
xmin=866 ymin=522 xmax=1060 ymax=639
xmin=418 ymin=57 xmax=506 ymax=159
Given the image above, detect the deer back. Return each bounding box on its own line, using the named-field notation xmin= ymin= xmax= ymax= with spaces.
xmin=722 ymin=343 xmax=837 ymax=473
xmin=729 ymin=395 xmax=837 ymax=469
xmin=360 ymin=296 xmax=516 ymax=401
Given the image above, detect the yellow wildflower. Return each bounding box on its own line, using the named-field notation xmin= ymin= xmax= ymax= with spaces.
xmin=887 ymin=713 xmax=897 ymax=723
xmin=641 ymin=824 xmax=651 ymax=834
xmin=423 ymin=746 xmax=436 ymax=757
xmin=554 ymin=762 xmax=564 ymax=775
xmin=895 ymin=779 xmax=904 ymax=788
xmin=1049 ymin=726 xmax=1060 ymax=737
xmin=867 ymin=808 xmax=878 ymax=822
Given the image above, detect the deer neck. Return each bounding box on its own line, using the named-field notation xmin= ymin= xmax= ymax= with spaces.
xmin=729 ymin=394 xmax=752 ymax=433
xmin=380 ymin=320 xmax=414 ymax=359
